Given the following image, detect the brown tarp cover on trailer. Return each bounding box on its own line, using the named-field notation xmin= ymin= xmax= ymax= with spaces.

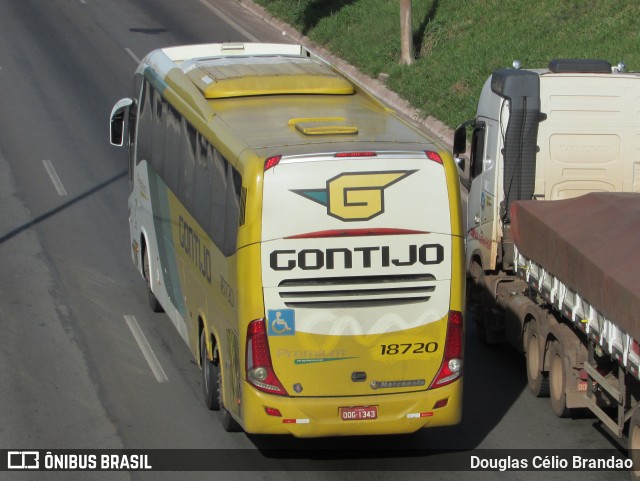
xmin=511 ymin=192 xmax=640 ymax=340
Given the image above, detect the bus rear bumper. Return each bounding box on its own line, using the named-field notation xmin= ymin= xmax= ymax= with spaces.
xmin=237 ymin=379 xmax=462 ymax=437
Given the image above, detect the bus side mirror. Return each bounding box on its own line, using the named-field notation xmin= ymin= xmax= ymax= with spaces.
xmin=110 ymin=98 xmax=134 ymax=146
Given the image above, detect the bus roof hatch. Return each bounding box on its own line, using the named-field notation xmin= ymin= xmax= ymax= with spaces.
xmin=180 ymin=56 xmax=355 ymax=99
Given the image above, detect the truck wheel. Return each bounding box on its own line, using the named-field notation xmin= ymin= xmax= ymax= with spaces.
xmin=525 ymin=321 xmax=549 ymax=397
xmin=549 ymin=340 xmax=570 ymax=418
xmin=217 ymin=370 xmax=242 ymax=432
xmin=630 ymin=409 xmax=640 ymax=479
xmin=143 ymin=246 xmax=163 ymax=313
xmin=200 ymin=329 xmax=220 ymax=411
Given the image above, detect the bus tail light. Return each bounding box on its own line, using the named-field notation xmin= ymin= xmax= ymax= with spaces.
xmin=246 ymin=319 xmax=288 ymax=395
xmin=429 ymin=311 xmax=463 ymax=389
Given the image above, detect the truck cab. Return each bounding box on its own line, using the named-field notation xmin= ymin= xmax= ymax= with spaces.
xmin=455 ymin=59 xmax=640 ymax=275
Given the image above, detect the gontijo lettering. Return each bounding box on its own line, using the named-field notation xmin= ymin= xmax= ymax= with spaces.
xmin=178 ymin=215 xmax=212 ymax=284
xmin=270 ymin=244 xmax=444 ymax=271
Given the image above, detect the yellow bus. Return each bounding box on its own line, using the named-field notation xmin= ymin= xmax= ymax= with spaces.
xmin=110 ymin=43 xmax=465 ymax=437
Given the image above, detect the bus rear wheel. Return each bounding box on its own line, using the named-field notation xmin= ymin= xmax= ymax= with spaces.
xmin=200 ymin=329 xmax=220 ymax=411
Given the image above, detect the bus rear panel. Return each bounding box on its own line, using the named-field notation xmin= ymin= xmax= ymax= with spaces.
xmin=245 ymin=150 xmax=464 ymax=436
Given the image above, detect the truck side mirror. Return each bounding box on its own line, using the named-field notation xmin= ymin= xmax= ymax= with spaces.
xmin=453 ymin=119 xmax=476 ymax=156
xmin=453 ymin=125 xmax=467 ymax=156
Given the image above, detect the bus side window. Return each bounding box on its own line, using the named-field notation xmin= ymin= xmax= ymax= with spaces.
xmin=177 ymin=121 xmax=195 ymax=212
xmin=150 ymin=89 xmax=165 ymax=176
xmin=222 ymin=165 xmax=242 ymax=255
xmin=164 ymin=104 xmax=182 ymax=195
xmin=209 ymin=147 xmax=227 ymax=252
xmin=127 ymin=75 xmax=142 ymax=182
xmin=238 ymin=185 xmax=247 ymax=228
xmin=137 ymin=81 xmax=152 ymax=165
xmin=194 ymin=132 xmax=212 ymax=235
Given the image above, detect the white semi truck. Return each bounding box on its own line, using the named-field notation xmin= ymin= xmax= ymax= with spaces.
xmin=453 ymin=59 xmax=640 ymax=456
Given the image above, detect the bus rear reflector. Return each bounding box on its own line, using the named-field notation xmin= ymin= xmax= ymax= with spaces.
xmin=425 ymin=151 xmax=444 ymax=164
xmin=264 ymin=155 xmax=282 ymax=171
xmin=264 ymin=406 xmax=282 ymax=417
xmin=433 ymin=398 xmax=449 ymax=409
xmin=246 ymin=319 xmax=288 ymax=395
xmin=429 ymin=311 xmax=463 ymax=389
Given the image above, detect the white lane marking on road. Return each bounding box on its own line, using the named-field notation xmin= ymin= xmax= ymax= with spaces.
xmin=196 ymin=0 xmax=260 ymax=42
xmin=124 ymin=315 xmax=169 ymax=382
xmin=42 ymin=160 xmax=68 ymax=196
xmin=124 ymin=48 xmax=140 ymax=65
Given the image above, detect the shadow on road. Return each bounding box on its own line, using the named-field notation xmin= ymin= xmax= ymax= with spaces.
xmin=0 ymin=170 xmax=127 ymax=245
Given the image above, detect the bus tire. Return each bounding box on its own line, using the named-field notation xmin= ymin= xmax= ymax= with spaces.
xmin=200 ymin=329 xmax=220 ymax=411
xmin=525 ymin=320 xmax=549 ymax=397
xmin=143 ymin=246 xmax=163 ymax=313
xmin=217 ymin=370 xmax=242 ymax=432
xmin=630 ymin=409 xmax=640 ymax=479
xmin=549 ymin=340 xmax=570 ymax=418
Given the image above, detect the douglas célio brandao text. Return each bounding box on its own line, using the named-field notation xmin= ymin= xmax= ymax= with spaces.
xmin=470 ymin=454 xmax=633 ymax=471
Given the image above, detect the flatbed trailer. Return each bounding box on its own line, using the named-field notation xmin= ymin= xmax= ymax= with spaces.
xmin=480 ymin=192 xmax=640 ymax=458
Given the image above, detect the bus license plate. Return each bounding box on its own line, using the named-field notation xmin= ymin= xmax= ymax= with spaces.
xmin=340 ymin=406 xmax=378 ymax=421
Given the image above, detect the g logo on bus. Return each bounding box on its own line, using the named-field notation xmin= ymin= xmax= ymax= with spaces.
xmin=292 ymin=170 xmax=416 ymax=221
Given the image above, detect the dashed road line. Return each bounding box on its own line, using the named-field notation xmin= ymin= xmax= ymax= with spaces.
xmin=196 ymin=0 xmax=260 ymax=42
xmin=42 ymin=160 xmax=68 ymax=196
xmin=124 ymin=48 xmax=140 ymax=65
xmin=124 ymin=315 xmax=169 ymax=382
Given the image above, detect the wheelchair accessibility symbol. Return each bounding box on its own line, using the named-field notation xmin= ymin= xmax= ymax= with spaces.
xmin=267 ymin=309 xmax=295 ymax=336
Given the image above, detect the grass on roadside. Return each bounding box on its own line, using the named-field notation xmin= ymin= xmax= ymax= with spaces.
xmin=252 ymin=0 xmax=640 ymax=128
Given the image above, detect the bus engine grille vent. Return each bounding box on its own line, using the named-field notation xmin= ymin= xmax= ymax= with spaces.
xmin=277 ymin=274 xmax=436 ymax=308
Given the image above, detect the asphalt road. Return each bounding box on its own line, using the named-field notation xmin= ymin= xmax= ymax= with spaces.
xmin=0 ymin=1 xmax=629 ymax=480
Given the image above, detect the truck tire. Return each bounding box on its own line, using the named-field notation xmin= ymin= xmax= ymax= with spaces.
xmin=549 ymin=340 xmax=570 ymax=418
xmin=630 ymin=408 xmax=640 ymax=479
xmin=525 ymin=321 xmax=549 ymax=397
